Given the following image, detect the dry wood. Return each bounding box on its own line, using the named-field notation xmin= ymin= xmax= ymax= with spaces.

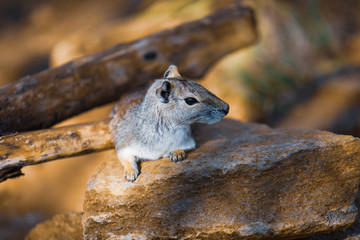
xmin=0 ymin=90 xmax=144 ymax=182
xmin=0 ymin=120 xmax=113 ymax=182
xmin=0 ymin=6 xmax=257 ymax=136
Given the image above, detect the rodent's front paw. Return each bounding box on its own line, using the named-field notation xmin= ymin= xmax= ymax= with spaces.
xmin=124 ymin=167 xmax=140 ymax=182
xmin=170 ymin=150 xmax=186 ymax=162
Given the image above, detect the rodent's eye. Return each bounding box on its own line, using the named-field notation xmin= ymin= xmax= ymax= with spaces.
xmin=184 ymin=97 xmax=199 ymax=106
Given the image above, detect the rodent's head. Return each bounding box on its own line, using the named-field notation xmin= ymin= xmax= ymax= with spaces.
xmin=146 ymin=65 xmax=229 ymax=125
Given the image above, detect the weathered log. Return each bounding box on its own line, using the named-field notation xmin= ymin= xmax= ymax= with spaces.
xmin=0 ymin=120 xmax=113 ymax=182
xmin=0 ymin=90 xmax=145 ymax=182
xmin=0 ymin=6 xmax=257 ymax=136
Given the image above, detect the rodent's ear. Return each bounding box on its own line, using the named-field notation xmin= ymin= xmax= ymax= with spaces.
xmin=163 ymin=65 xmax=181 ymax=79
xmin=156 ymin=81 xmax=172 ymax=103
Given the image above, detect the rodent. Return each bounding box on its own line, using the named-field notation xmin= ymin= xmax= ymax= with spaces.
xmin=109 ymin=65 xmax=229 ymax=182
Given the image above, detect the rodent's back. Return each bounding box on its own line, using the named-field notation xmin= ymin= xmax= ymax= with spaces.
xmin=109 ymin=90 xmax=145 ymax=138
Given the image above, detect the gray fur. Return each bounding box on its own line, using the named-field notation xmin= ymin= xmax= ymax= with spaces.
xmin=110 ymin=65 xmax=229 ymax=182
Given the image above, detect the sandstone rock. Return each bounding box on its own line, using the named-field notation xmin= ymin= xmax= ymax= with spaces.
xmin=83 ymin=119 xmax=360 ymax=239
xmin=25 ymin=212 xmax=83 ymax=240
xmin=303 ymin=196 xmax=360 ymax=240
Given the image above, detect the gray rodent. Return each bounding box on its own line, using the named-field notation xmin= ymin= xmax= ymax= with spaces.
xmin=109 ymin=65 xmax=229 ymax=182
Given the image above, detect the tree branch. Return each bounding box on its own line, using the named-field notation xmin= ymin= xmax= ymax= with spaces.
xmin=0 ymin=120 xmax=113 ymax=182
xmin=0 ymin=6 xmax=257 ymax=136
xmin=0 ymin=90 xmax=145 ymax=183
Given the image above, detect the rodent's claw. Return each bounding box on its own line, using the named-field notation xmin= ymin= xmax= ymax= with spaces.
xmin=170 ymin=150 xmax=186 ymax=162
xmin=124 ymin=167 xmax=139 ymax=182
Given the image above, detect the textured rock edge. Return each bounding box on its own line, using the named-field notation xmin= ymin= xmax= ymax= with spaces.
xmin=82 ymin=120 xmax=360 ymax=239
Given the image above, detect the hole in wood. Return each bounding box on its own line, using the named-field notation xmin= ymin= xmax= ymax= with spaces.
xmin=143 ymin=51 xmax=157 ymax=61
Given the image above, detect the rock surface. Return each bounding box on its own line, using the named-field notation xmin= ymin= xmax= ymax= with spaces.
xmin=83 ymin=119 xmax=360 ymax=239
xmin=302 ymin=194 xmax=360 ymax=240
xmin=25 ymin=212 xmax=83 ymax=240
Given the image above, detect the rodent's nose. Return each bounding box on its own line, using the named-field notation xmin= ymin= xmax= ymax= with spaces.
xmin=222 ymin=104 xmax=229 ymax=115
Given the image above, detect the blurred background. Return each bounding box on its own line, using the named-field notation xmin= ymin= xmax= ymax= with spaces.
xmin=1 ymin=0 xmax=360 ymax=239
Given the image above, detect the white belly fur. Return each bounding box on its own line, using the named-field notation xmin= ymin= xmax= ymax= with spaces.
xmin=118 ymin=127 xmax=196 ymax=161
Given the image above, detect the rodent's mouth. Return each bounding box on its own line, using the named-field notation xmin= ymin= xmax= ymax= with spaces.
xmin=203 ymin=110 xmax=227 ymax=124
